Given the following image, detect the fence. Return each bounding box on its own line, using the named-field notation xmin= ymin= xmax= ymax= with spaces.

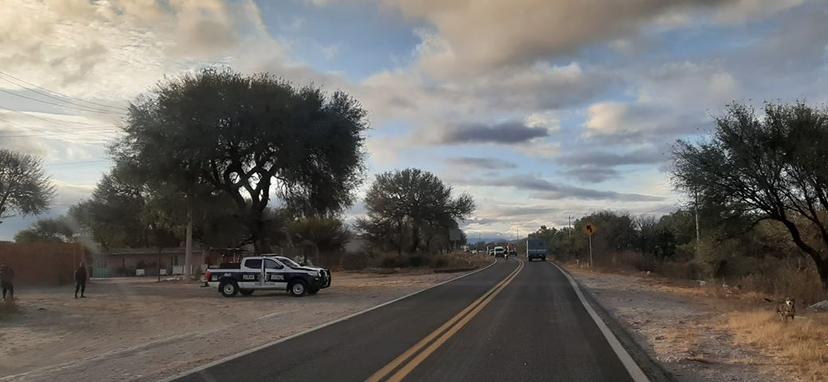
xmin=0 ymin=242 xmax=87 ymax=285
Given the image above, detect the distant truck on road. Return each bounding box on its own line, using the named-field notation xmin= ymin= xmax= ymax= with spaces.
xmin=204 ymin=255 xmax=331 ymax=297
xmin=526 ymin=239 xmax=548 ymax=262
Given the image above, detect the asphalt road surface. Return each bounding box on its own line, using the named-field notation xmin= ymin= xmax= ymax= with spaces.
xmin=172 ymin=258 xmax=640 ymax=382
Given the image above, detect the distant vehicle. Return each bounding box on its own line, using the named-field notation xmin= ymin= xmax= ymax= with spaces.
xmin=526 ymin=239 xmax=548 ymax=262
xmin=204 ymin=255 xmax=331 ymax=297
xmin=493 ymin=246 xmax=507 ymax=258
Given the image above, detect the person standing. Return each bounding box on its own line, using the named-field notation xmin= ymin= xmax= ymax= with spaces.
xmin=74 ymin=261 xmax=88 ymax=298
xmin=1 ymin=263 xmax=15 ymax=301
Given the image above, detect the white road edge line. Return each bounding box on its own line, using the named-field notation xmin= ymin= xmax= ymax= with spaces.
xmin=551 ymin=263 xmax=650 ymax=382
xmin=159 ymin=258 xmax=499 ymax=382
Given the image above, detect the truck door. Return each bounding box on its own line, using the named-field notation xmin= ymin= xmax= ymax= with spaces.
xmin=240 ymin=258 xmax=264 ymax=289
xmin=263 ymin=258 xmax=288 ymax=289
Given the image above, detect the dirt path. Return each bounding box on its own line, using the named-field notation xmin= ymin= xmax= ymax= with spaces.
xmin=0 ymin=270 xmax=464 ymax=382
xmin=564 ymin=265 xmax=799 ymax=382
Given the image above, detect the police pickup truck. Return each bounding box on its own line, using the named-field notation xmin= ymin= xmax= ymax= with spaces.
xmin=204 ymin=255 xmax=331 ymax=297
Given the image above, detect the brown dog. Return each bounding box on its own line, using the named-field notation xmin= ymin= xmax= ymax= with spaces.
xmin=765 ymin=297 xmax=795 ymax=321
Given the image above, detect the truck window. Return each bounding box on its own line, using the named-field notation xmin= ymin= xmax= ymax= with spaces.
xmin=264 ymin=259 xmax=283 ymax=270
xmin=244 ymin=259 xmax=263 ymax=269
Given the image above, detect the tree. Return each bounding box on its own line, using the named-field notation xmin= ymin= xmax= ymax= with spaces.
xmin=115 ymin=69 xmax=367 ymax=254
xmin=358 ymin=168 xmax=475 ymax=254
xmin=71 ymin=166 xmax=180 ymax=251
xmin=673 ymin=102 xmax=828 ymax=289
xmin=71 ymin=170 xmax=150 ymax=249
xmin=288 ymin=217 xmax=351 ymax=252
xmin=14 ymin=217 xmax=76 ymax=243
xmin=0 ymin=149 xmax=54 ymax=224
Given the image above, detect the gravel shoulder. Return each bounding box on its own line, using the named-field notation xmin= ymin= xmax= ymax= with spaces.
xmin=563 ymin=265 xmax=821 ymax=382
xmin=0 ymin=270 xmax=466 ymax=382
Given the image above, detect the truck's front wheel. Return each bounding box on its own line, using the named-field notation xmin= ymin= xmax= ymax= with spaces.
xmin=220 ymin=281 xmax=239 ymax=297
xmin=288 ymin=280 xmax=307 ymax=297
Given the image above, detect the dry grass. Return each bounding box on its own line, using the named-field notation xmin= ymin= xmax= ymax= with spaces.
xmin=726 ymin=310 xmax=828 ymax=381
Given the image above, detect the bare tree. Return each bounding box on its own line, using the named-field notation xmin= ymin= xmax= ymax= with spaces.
xmin=0 ymin=149 xmax=54 ymax=224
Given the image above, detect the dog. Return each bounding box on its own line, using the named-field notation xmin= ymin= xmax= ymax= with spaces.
xmin=764 ymin=297 xmax=796 ymax=321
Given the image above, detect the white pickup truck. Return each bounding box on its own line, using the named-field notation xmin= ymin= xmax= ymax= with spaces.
xmin=204 ymin=255 xmax=331 ymax=297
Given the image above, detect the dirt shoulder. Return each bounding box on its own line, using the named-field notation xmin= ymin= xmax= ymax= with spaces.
xmin=0 ymin=269 xmax=472 ymax=382
xmin=563 ymin=264 xmax=827 ymax=382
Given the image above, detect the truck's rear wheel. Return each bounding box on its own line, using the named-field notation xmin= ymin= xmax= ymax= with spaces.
xmin=220 ymin=281 xmax=239 ymax=297
xmin=239 ymin=289 xmax=254 ymax=296
xmin=288 ymin=280 xmax=307 ymax=297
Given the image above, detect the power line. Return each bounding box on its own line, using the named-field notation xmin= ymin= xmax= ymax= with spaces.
xmin=0 ymin=71 xmax=127 ymax=113
xmin=0 ymin=106 xmax=119 ymax=128
xmin=0 ymin=114 xmax=121 ymax=134
xmin=0 ymin=87 xmax=124 ymax=116
xmin=46 ymin=159 xmax=112 ymax=168
xmin=0 ymin=126 xmax=121 ymax=137
xmin=0 ymin=120 xmax=120 ymax=142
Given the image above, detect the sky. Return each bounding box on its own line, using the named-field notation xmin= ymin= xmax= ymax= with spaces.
xmin=0 ymin=0 xmax=826 ymax=241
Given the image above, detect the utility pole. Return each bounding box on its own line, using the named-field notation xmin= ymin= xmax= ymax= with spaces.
xmin=694 ymin=189 xmax=701 ymax=255
xmin=588 ymin=234 xmax=593 ymax=268
xmin=185 ymin=208 xmax=193 ymax=279
xmin=568 ymin=215 xmax=572 ymax=238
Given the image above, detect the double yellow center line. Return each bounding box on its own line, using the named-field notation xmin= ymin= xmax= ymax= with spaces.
xmin=367 ymin=259 xmax=525 ymax=382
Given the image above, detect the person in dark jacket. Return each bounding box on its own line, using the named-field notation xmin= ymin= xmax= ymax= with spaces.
xmin=1 ymin=263 xmax=14 ymax=301
xmin=74 ymin=261 xmax=88 ymax=298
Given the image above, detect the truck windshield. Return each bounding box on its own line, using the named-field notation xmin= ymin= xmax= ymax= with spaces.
xmin=278 ymin=257 xmax=302 ymax=269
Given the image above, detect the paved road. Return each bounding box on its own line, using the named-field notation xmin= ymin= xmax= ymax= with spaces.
xmin=173 ymin=258 xmax=639 ymax=382
xmin=405 ymin=260 xmax=632 ymax=382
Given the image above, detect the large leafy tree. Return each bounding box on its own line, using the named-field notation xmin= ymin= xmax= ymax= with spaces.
xmin=288 ymin=217 xmax=351 ymax=252
xmin=673 ymin=102 xmax=828 ymax=289
xmin=0 ymin=149 xmax=54 ymax=224
xmin=14 ymin=216 xmax=76 ymax=244
xmin=115 ymin=69 xmax=367 ymax=253
xmin=71 ymin=170 xmax=151 ymax=249
xmin=71 ymin=166 xmax=179 ymax=250
xmin=357 ymin=168 xmax=474 ymax=254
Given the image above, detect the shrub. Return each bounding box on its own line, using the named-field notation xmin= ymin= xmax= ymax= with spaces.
xmin=342 ymin=253 xmax=369 ymax=270
xmin=380 ymin=254 xmax=407 ymax=268
xmin=431 ymin=257 xmax=448 ymax=268
xmin=408 ymin=255 xmax=428 ymax=267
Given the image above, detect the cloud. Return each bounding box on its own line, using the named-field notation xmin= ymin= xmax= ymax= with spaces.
xmin=456 ymin=174 xmax=665 ymax=202
xmin=556 ymin=145 xmax=670 ymax=183
xmin=530 ymin=189 xmax=664 ymax=203
xmin=435 ymin=121 xmax=549 ymax=145
xmin=713 ymin=0 xmax=804 ymax=24
xmin=560 ymin=146 xmax=668 ymax=167
xmin=385 ymin=0 xmax=733 ymax=77
xmin=525 ymin=111 xmax=561 ymax=132
xmin=0 ymin=0 xmax=280 ymax=100
xmin=359 ymin=62 xmax=611 ymax=127
xmin=562 ymin=167 xmax=620 ymax=184
xmin=445 ymin=157 xmax=516 ymax=170
xmin=581 ymin=62 xmax=740 ymax=145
